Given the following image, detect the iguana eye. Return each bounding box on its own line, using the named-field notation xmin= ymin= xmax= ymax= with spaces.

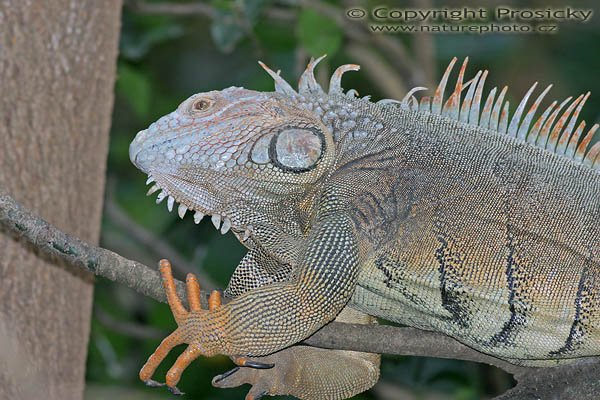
xmin=271 ymin=127 xmax=324 ymax=172
xmin=191 ymin=98 xmax=213 ymax=113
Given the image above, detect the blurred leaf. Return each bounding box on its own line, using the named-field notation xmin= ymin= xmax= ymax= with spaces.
xmin=116 ymin=63 xmax=151 ymax=119
xmin=241 ymin=0 xmax=270 ymax=24
xmin=455 ymin=386 xmax=479 ymax=400
xmin=297 ymin=9 xmax=342 ymax=57
xmin=120 ymin=17 xmax=184 ymax=60
xmin=210 ymin=14 xmax=245 ymax=53
xmin=211 ymin=0 xmax=268 ymax=23
xmin=255 ymin=20 xmax=296 ymax=52
xmin=210 ymin=9 xmax=246 ymax=53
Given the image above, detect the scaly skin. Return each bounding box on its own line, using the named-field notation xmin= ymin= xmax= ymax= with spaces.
xmin=129 ymin=56 xmax=600 ymax=398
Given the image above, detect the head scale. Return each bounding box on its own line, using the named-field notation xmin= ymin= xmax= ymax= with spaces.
xmin=129 ymin=80 xmax=341 ymax=239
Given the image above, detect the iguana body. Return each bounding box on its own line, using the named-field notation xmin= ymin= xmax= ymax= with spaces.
xmin=129 ymin=57 xmax=600 ymax=398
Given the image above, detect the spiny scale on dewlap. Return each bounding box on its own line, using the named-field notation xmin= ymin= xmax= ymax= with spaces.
xmin=129 ymin=55 xmax=599 ymax=399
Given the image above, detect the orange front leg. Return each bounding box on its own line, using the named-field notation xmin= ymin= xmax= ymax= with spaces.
xmin=139 ymin=259 xmax=227 ymax=395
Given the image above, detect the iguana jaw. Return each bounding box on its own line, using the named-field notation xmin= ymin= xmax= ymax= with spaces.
xmin=144 ymin=170 xmax=247 ymax=236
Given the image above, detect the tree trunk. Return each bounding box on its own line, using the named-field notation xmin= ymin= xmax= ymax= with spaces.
xmin=0 ymin=1 xmax=121 ymax=398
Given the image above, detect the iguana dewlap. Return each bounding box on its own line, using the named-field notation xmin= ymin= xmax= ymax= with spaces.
xmin=129 ymin=56 xmax=600 ymax=399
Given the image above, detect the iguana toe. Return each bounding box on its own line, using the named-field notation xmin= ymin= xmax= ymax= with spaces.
xmin=212 ymin=345 xmax=379 ymax=400
xmin=139 ymin=259 xmax=229 ymax=394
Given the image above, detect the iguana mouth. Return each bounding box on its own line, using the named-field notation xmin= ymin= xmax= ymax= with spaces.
xmin=144 ymin=173 xmax=253 ymax=242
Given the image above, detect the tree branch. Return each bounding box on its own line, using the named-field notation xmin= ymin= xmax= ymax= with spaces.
xmin=103 ymin=194 xmax=216 ymax=289
xmin=303 ymin=322 xmax=527 ymax=376
xmin=94 ymin=305 xmax=168 ymax=340
xmin=0 ymin=190 xmax=191 ymax=306
xmin=6 ymin=189 xmax=600 ymax=398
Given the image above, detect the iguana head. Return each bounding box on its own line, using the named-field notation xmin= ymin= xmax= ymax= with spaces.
xmin=129 ymin=84 xmax=336 ymax=241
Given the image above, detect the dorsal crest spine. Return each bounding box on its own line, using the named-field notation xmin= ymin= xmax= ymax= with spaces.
xmin=259 ymin=56 xmax=600 ymax=172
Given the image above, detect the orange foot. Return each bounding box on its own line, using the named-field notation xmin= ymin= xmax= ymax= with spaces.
xmin=139 ymin=259 xmax=226 ymax=395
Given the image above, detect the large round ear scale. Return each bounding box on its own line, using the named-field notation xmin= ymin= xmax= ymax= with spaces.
xmin=269 ymin=126 xmax=325 ymax=173
xmin=258 ymin=61 xmax=297 ymax=96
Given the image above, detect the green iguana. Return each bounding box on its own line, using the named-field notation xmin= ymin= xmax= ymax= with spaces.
xmin=128 ymin=56 xmax=600 ymax=399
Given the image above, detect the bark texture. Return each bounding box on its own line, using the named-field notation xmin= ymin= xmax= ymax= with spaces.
xmin=0 ymin=1 xmax=121 ymax=398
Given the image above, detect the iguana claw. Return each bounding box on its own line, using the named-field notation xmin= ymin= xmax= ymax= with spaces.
xmin=143 ymin=379 xmax=165 ymax=387
xmin=212 ymin=350 xmax=294 ymax=399
xmin=167 ymin=386 xmax=185 ymax=396
xmin=212 ymin=366 xmax=240 ymax=383
xmin=212 ymin=366 xmax=270 ymax=400
xmin=232 ymin=356 xmax=275 ymax=369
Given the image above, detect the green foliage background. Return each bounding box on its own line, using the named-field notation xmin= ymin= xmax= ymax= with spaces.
xmin=87 ymin=1 xmax=599 ymax=399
